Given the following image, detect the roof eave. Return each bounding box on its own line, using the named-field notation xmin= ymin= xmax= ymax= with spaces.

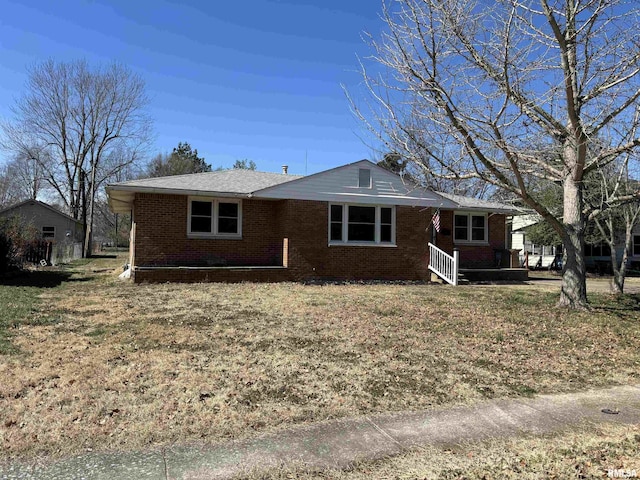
xmin=457 ymin=206 xmax=520 ymax=215
xmin=106 ymin=184 xmax=254 ymax=214
xmin=106 ymin=184 xmax=250 ymax=198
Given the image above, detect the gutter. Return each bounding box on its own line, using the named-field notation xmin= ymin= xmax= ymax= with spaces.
xmin=105 ymin=185 xmax=249 ymax=199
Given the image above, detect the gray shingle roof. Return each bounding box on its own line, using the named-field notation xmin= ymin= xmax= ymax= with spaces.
xmin=106 ymin=164 xmax=516 ymax=216
xmin=436 ymin=192 xmax=517 ymax=214
xmin=109 ymin=169 xmax=302 ymax=195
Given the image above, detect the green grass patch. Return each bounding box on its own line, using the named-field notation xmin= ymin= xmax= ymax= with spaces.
xmin=0 ymin=285 xmax=56 ymax=354
xmin=0 ymin=286 xmax=40 ymax=354
xmin=0 ymin=271 xmax=72 ymax=354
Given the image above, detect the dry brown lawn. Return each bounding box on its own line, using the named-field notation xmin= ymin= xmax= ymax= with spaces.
xmin=1 ymin=254 xmax=639 ymax=463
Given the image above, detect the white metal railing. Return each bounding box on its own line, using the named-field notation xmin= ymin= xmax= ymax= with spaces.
xmin=428 ymin=242 xmax=459 ymax=286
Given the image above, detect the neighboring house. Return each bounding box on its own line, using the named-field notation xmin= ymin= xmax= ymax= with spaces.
xmin=510 ymin=214 xmax=563 ymax=269
xmin=0 ymin=199 xmax=83 ymax=244
xmin=510 ymin=213 xmax=640 ymax=271
xmin=106 ymin=160 xmax=517 ymax=283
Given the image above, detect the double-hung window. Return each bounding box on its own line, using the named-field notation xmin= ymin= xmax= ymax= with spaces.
xmin=188 ymin=198 xmax=241 ymax=237
xmin=454 ymin=212 xmax=487 ymax=243
xmin=634 ymin=235 xmax=640 ymax=256
xmin=329 ymin=204 xmax=395 ymax=245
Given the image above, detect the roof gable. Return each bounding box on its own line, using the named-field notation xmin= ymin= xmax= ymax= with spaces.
xmin=0 ymin=200 xmax=80 ymax=224
xmin=254 ymin=160 xmax=458 ymax=208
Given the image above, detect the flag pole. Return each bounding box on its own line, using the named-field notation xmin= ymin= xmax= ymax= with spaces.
xmin=426 ymin=206 xmax=442 ymax=247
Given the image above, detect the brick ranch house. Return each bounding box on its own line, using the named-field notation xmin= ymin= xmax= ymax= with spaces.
xmin=106 ymin=160 xmax=517 ymax=283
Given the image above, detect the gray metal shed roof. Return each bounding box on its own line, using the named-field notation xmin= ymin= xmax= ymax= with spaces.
xmin=0 ymin=199 xmax=81 ymax=224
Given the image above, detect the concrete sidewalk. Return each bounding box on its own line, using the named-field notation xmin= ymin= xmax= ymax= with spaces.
xmin=2 ymin=385 xmax=639 ymax=480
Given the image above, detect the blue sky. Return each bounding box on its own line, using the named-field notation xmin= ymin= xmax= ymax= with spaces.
xmin=0 ymin=0 xmax=385 ymax=175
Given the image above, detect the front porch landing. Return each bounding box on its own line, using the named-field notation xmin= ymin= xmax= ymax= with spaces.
xmin=459 ymin=268 xmax=529 ymax=283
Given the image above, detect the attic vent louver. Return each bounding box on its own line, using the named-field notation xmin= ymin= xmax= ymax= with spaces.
xmin=358 ymin=168 xmax=371 ymax=188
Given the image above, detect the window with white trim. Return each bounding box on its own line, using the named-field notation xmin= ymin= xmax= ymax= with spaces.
xmin=329 ymin=204 xmax=395 ymax=245
xmin=454 ymin=212 xmax=487 ymax=243
xmin=330 ymin=204 xmax=343 ymax=241
xmin=188 ymin=198 xmax=241 ymax=237
xmin=42 ymin=226 xmax=55 ymax=239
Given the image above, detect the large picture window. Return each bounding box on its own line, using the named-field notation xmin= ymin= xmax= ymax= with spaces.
xmin=453 ymin=212 xmax=487 ymax=243
xmin=584 ymin=241 xmax=611 ymax=257
xmin=329 ymin=204 xmax=395 ymax=245
xmin=188 ymin=198 xmax=241 ymax=237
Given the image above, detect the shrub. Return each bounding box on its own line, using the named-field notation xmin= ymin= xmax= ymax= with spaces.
xmin=0 ymin=215 xmax=39 ymax=274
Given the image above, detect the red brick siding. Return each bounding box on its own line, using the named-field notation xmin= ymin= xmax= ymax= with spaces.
xmin=431 ymin=210 xmax=507 ymax=268
xmin=133 ymin=193 xmax=283 ymax=267
xmin=133 ymin=267 xmax=290 ymax=283
xmin=280 ymin=200 xmax=430 ymax=281
xmin=131 ymin=194 xmax=507 ymax=283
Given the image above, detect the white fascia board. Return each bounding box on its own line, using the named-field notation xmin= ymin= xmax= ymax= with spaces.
xmin=459 ymin=205 xmax=519 ymax=215
xmin=106 ymin=185 xmax=249 ymax=213
xmin=106 ymin=184 xmax=248 ymax=198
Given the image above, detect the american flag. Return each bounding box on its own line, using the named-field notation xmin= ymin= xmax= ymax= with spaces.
xmin=432 ymin=208 xmax=441 ymax=232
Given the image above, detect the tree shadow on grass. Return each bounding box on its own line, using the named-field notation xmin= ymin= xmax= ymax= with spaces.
xmin=590 ymin=293 xmax=640 ymax=322
xmin=88 ymin=254 xmax=117 ymax=259
xmin=1 ymin=270 xmax=93 ymax=288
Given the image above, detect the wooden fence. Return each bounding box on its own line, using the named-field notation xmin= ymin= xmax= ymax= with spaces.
xmin=21 ymin=241 xmax=83 ymax=265
xmin=22 ymin=241 xmax=52 ymax=265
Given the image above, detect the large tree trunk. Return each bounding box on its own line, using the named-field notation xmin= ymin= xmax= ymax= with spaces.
xmin=80 ymin=170 xmax=88 ymax=258
xmin=611 ymin=225 xmax=633 ymax=295
xmin=610 ymin=250 xmax=624 ymax=294
xmin=83 ymin=168 xmax=97 ymax=258
xmin=559 ymin=176 xmax=588 ymax=308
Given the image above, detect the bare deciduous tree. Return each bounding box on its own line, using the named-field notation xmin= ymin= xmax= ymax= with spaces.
xmin=2 ymin=59 xmax=152 ymax=256
xmin=589 ymin=151 xmax=640 ymax=294
xmin=349 ymin=0 xmax=640 ymax=308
